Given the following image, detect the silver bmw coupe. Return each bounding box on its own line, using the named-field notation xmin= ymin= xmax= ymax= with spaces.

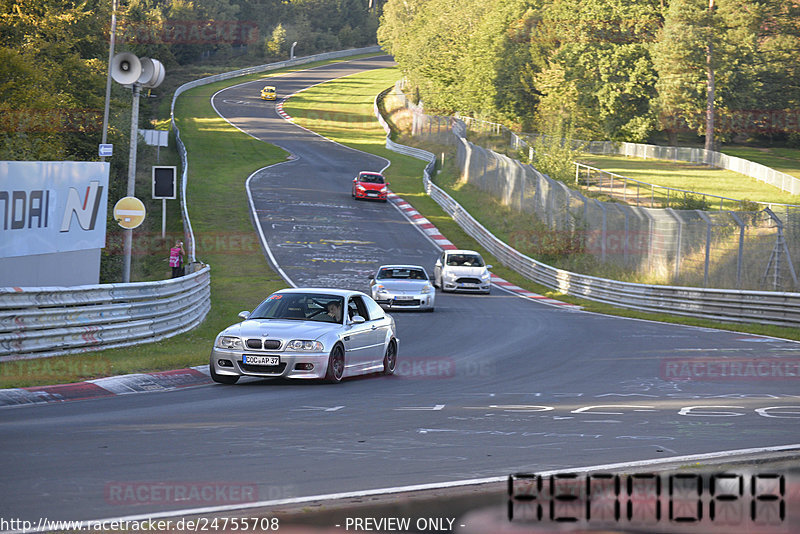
xmin=209 ymin=288 xmax=398 ymax=384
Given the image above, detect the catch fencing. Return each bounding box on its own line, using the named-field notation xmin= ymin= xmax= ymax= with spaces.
xmin=390 ymin=87 xmax=799 ymax=292
xmin=375 ymin=89 xmax=800 ymax=327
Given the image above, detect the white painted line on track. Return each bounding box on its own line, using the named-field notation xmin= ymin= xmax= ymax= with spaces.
xmin=244 ymin=164 xmax=297 ymax=288
xmin=16 ymin=443 xmax=798 ymax=533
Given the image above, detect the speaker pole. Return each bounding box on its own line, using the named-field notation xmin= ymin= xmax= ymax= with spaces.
xmin=122 ymin=83 xmax=141 ymax=283
xmin=100 ymin=0 xmax=118 ymax=162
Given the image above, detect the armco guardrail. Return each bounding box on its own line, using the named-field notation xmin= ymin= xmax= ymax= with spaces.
xmin=0 ymin=47 xmax=383 ymax=362
xmin=0 ymin=266 xmax=210 ymax=361
xmin=375 ymin=89 xmax=800 ymax=328
xmin=171 ymin=46 xmax=381 ymax=263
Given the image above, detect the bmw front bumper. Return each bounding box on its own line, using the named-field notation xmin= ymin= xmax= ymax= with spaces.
xmin=210 ymin=348 xmax=330 ymax=380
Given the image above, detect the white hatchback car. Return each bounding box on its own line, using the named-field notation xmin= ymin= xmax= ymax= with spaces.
xmin=433 ymin=249 xmax=492 ymax=293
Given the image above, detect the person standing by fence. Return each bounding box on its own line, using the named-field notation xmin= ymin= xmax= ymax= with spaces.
xmin=169 ymin=240 xmax=185 ymax=278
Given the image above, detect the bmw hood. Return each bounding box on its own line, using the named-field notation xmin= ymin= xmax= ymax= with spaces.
xmin=221 ymin=319 xmax=338 ymax=340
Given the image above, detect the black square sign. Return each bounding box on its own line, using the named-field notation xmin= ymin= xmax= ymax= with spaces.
xmin=152 ymin=166 xmax=177 ymax=199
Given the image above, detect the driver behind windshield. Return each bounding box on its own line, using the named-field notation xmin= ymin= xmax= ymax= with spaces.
xmin=326 ymin=301 xmax=342 ymax=322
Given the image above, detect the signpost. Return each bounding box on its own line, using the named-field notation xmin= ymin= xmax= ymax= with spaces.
xmin=99 ymin=144 xmax=113 ymax=158
xmin=152 ymin=166 xmax=176 ymax=239
xmin=113 ymin=196 xmax=146 ymax=229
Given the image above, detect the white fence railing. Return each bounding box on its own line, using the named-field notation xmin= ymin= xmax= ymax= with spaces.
xmin=462 ymin=118 xmax=800 ymax=197
xmin=375 ymin=90 xmax=800 ymax=328
xmin=588 ymin=140 xmax=800 ymax=196
xmin=0 ymin=266 xmax=211 ymax=361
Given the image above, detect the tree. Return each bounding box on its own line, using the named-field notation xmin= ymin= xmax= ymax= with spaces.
xmin=0 ymin=0 xmax=111 ymax=160
xmin=264 ymin=22 xmax=286 ymax=57
xmin=651 ymin=0 xmax=761 ymax=146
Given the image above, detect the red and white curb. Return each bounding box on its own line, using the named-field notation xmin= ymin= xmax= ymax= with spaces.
xmin=276 ymin=98 xmax=292 ymax=121
xmin=0 ymin=366 xmax=212 ymax=408
xmin=388 ymin=193 xmax=581 ymax=310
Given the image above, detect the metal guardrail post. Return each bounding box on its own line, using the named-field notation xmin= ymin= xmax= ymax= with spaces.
xmin=666 ymin=208 xmax=684 ymax=283
xmin=729 ymin=212 xmax=745 ymax=288
xmin=697 ymin=211 xmax=714 ymax=287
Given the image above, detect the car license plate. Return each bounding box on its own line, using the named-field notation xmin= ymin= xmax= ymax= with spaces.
xmin=367 ymin=191 xmax=378 ymax=196
xmin=460 ymin=283 xmax=477 ymax=288
xmin=394 ymin=295 xmax=413 ymax=300
xmin=243 ymin=355 xmax=280 ymax=366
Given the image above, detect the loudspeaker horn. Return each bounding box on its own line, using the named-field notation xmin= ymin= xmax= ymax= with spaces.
xmin=111 ymin=53 xmax=142 ymax=85
xmin=138 ymin=58 xmax=165 ymax=89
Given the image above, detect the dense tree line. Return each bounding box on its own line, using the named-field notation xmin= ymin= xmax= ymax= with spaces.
xmin=378 ymin=0 xmax=800 ymax=145
xmin=0 ymin=0 xmax=382 ymax=160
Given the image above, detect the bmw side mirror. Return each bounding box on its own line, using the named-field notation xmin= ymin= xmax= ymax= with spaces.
xmin=350 ymin=315 xmax=366 ymax=324
xmin=238 ymin=311 xmax=251 ymax=321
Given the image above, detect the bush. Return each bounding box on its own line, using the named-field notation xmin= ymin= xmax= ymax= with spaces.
xmin=672 ymin=192 xmax=711 ymax=210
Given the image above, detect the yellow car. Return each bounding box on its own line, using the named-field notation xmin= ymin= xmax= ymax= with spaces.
xmin=260 ymin=86 xmax=277 ymax=101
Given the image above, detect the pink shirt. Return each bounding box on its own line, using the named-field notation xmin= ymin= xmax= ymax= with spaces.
xmin=169 ymin=247 xmax=183 ymax=267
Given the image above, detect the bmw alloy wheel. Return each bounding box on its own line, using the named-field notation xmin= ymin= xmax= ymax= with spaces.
xmin=382 ymin=340 xmax=397 ymax=375
xmin=325 ymin=344 xmax=345 ymax=383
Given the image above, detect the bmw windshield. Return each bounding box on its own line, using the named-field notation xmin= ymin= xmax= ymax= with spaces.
xmin=250 ymin=293 xmax=344 ymax=323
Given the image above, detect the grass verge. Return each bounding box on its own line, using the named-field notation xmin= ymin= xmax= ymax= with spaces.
xmin=0 ymin=54 xmax=379 ymax=389
xmin=578 ymin=153 xmax=800 ymax=208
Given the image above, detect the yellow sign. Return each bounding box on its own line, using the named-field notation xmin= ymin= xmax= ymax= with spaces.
xmin=113 ymin=196 xmax=146 ymax=229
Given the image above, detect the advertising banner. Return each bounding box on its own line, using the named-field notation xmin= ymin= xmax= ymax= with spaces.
xmin=0 ymin=161 xmax=109 ymax=259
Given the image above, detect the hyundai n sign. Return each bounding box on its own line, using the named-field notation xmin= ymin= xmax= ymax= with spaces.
xmin=0 ymin=161 xmax=109 ymax=259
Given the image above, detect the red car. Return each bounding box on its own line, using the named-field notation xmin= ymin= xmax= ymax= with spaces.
xmin=352 ymin=171 xmax=388 ymax=202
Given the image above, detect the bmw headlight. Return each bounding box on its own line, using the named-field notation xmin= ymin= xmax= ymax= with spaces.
xmin=286 ymin=340 xmax=324 ymax=351
xmin=216 ymin=336 xmax=243 ymax=350
xmin=420 ymin=284 xmax=433 ymax=294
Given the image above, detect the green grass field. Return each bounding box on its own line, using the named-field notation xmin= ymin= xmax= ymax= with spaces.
xmin=578 ymin=151 xmax=800 ymax=208
xmin=4 ymin=61 xmax=799 ymax=389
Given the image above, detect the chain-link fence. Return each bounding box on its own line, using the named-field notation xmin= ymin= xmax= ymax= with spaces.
xmin=390 ymin=85 xmax=799 ymax=291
